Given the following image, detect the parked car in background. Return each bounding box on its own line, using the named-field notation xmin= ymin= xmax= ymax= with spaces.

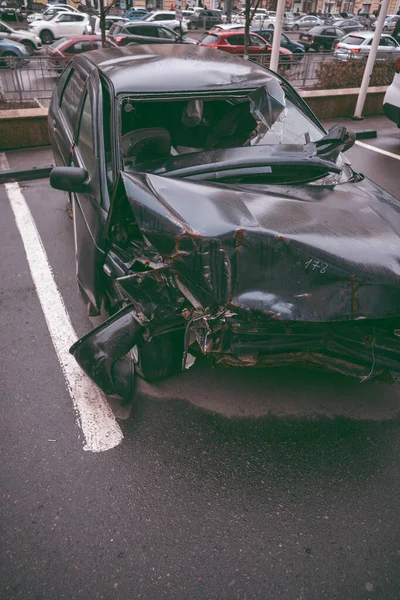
xmin=282 ymin=11 xmax=296 ymax=30
xmin=0 ymin=19 xmax=42 ymax=54
xmin=253 ymin=27 xmax=305 ymax=57
xmin=46 ymin=35 xmax=116 ymax=71
xmin=0 ymin=1 xmax=22 ymax=21
xmin=333 ymin=31 xmax=400 ymax=61
xmin=28 ymin=12 xmax=92 ymax=44
xmin=108 ymin=21 xmax=196 ymax=46
xmin=332 ymin=18 xmax=363 ymax=34
xmin=383 ymin=56 xmax=400 ymax=126
xmin=188 ymin=9 xmax=222 ymax=30
xmin=299 ymin=25 xmax=346 ymax=52
xmin=92 ymin=15 xmax=129 ymax=36
xmin=372 ymin=15 xmax=400 ymax=33
xmin=0 ymin=37 xmax=29 ymax=65
xmin=123 ymin=8 xmax=148 ymax=21
xmin=199 ymin=29 xmax=292 ymax=67
xmin=232 ymin=8 xmax=276 ymax=28
xmin=47 ymin=44 xmax=400 ymax=396
xmin=292 ymin=15 xmax=324 ymax=31
xmin=27 ymin=5 xmax=81 ymax=23
xmin=141 ymin=11 xmax=189 ymax=34
xmin=353 ymin=15 xmax=371 ymax=29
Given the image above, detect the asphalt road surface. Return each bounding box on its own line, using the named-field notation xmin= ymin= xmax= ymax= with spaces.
xmin=1 ymin=117 xmax=400 ymax=600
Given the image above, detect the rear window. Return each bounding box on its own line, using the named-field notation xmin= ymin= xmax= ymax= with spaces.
xmin=109 ymin=23 xmax=123 ymax=35
xmin=342 ymin=35 xmax=364 ymax=45
xmin=49 ymin=38 xmax=67 ymax=49
xmin=201 ymin=34 xmax=219 ymax=44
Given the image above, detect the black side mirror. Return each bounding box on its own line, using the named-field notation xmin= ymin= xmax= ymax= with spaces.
xmin=50 ymin=167 xmax=89 ymax=193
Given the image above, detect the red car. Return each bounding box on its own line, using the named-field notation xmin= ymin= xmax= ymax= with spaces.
xmin=46 ymin=36 xmax=117 ymax=71
xmin=198 ymin=30 xmax=292 ymax=67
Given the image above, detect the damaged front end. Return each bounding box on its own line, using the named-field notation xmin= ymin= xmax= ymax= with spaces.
xmin=70 ymin=163 xmax=400 ymax=402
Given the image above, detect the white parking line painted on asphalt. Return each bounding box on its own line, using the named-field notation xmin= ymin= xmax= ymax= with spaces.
xmin=355 ymin=141 xmax=400 ymax=161
xmin=0 ymin=153 xmax=123 ymax=452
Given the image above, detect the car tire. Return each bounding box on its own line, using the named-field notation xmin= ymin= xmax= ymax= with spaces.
xmin=133 ymin=331 xmax=184 ymax=382
xmin=40 ymin=30 xmax=54 ymax=44
xmin=383 ymin=25 xmax=388 ymax=31
xmin=268 ymin=24 xmax=274 ymax=29
xmin=1 ymin=51 xmax=17 ymax=67
xmin=293 ymin=24 xmax=299 ymax=31
xmin=21 ymin=40 xmax=35 ymax=55
xmin=317 ymin=44 xmax=325 ymax=52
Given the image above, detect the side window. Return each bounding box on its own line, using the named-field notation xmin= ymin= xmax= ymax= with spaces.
xmin=227 ymin=34 xmax=245 ymax=45
xmin=260 ymin=30 xmax=272 ymax=41
xmin=385 ymin=37 xmax=396 ymax=47
xmin=164 ymin=14 xmax=175 ymax=20
xmin=76 ymin=92 xmax=97 ymax=173
xmin=250 ymin=34 xmax=265 ymax=47
xmin=60 ymin=68 xmax=87 ymax=132
xmin=153 ymin=14 xmax=164 ymax=21
xmin=67 ymin=41 xmax=91 ymax=54
xmin=142 ymin=26 xmax=160 ymax=36
xmin=158 ymin=27 xmax=176 ymax=39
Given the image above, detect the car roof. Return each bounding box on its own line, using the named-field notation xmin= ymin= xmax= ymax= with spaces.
xmin=77 ymin=44 xmax=277 ymax=94
xmin=117 ymin=21 xmax=168 ymax=28
xmin=60 ymin=35 xmax=105 ymax=43
xmin=342 ymin=31 xmax=389 ymax=39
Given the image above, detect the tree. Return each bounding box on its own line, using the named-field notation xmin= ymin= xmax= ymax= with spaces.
xmin=244 ymin=0 xmax=262 ymax=57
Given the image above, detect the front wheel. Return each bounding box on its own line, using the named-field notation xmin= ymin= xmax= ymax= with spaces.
xmin=317 ymin=44 xmax=325 ymax=53
xmin=22 ymin=41 xmax=34 ymax=55
xmin=40 ymin=29 xmax=54 ymax=44
xmin=132 ymin=331 xmax=184 ymax=382
xmin=293 ymin=24 xmax=299 ymax=31
xmin=1 ymin=51 xmax=17 ymax=67
xmin=268 ymin=24 xmax=274 ymax=29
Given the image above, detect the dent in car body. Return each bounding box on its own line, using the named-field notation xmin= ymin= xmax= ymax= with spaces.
xmin=77 ymin=168 xmax=400 ymax=399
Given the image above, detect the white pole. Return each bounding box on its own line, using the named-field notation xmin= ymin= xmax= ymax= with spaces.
xmin=269 ymin=0 xmax=285 ymax=72
xmin=353 ymin=0 xmax=390 ymax=118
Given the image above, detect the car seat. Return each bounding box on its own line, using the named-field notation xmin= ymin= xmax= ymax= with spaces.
xmin=121 ymin=127 xmax=171 ymax=164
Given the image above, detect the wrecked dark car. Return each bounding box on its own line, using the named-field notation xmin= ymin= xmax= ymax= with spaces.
xmin=48 ymin=44 xmax=400 ymax=403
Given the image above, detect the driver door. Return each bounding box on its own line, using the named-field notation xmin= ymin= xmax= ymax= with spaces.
xmin=69 ymin=70 xmax=110 ymax=312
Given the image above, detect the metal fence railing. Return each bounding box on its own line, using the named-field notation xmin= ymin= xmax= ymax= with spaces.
xmin=2 ymin=50 xmax=395 ymax=104
xmin=0 ymin=52 xmax=338 ymax=104
xmin=0 ymin=57 xmax=58 ymax=103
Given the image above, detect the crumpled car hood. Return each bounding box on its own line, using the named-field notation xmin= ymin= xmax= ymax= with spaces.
xmin=120 ymin=171 xmax=400 ymax=322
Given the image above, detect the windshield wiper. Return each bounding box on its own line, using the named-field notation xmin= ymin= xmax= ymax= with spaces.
xmin=163 ymin=155 xmax=340 ymax=182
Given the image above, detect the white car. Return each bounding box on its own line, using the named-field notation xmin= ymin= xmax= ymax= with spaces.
xmin=142 ymin=11 xmax=189 ymax=34
xmin=27 ymin=5 xmax=81 ymax=24
xmin=28 ymin=12 xmax=92 ymax=44
xmin=232 ymin=8 xmax=276 ymax=28
xmin=383 ymin=57 xmax=400 ymax=126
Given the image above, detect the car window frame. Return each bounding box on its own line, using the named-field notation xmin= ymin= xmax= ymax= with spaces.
xmin=59 ymin=63 xmax=90 ymax=142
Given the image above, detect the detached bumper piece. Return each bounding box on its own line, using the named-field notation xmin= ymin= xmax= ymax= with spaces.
xmin=70 ymin=305 xmax=142 ymax=404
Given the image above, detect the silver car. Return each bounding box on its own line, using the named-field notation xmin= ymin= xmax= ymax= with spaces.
xmin=292 ymin=15 xmax=324 ymax=31
xmin=0 ymin=20 xmax=42 ymax=54
xmin=333 ymin=31 xmax=400 ymax=61
xmin=371 ymin=15 xmax=400 ymax=33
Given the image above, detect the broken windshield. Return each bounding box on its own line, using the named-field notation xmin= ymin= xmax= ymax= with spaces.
xmin=118 ymin=82 xmax=353 ymax=185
